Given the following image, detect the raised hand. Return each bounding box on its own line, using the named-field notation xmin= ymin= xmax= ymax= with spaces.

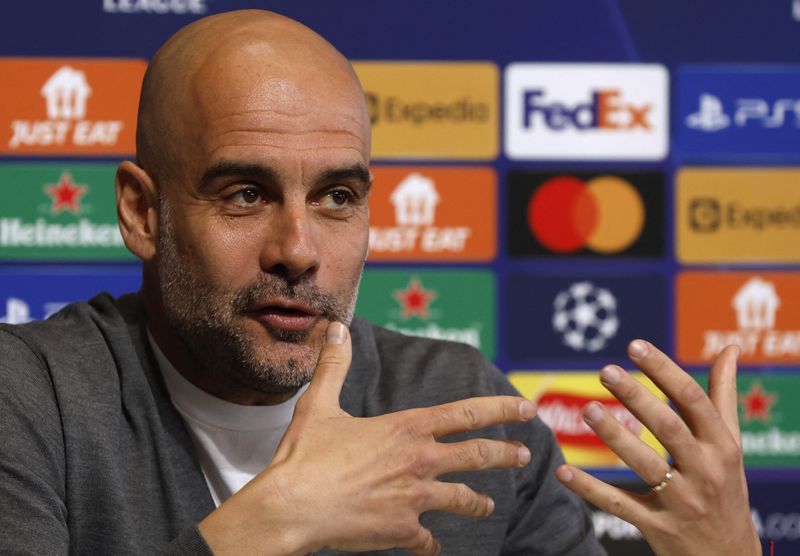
xmin=556 ymin=340 xmax=761 ymax=556
xmin=199 ymin=322 xmax=536 ymax=556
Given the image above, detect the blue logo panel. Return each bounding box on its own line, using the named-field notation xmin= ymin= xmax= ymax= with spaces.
xmin=0 ymin=265 xmax=141 ymax=323
xmin=505 ymin=273 xmax=668 ymax=365
xmin=747 ymin=477 xmax=800 ymax=551
xmin=677 ymin=66 xmax=800 ymax=160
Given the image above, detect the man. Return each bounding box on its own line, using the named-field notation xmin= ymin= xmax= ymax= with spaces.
xmin=0 ymin=9 xmax=759 ymax=556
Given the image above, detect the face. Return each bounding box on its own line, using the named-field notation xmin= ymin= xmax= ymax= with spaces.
xmin=154 ymin=50 xmax=371 ymax=398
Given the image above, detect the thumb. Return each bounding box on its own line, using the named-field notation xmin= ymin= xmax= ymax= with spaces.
xmin=302 ymin=321 xmax=352 ymax=412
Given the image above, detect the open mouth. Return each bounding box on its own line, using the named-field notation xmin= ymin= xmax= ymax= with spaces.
xmin=246 ymin=302 xmax=322 ymax=332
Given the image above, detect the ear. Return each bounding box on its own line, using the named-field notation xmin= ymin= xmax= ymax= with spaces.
xmin=116 ymin=160 xmax=160 ymax=261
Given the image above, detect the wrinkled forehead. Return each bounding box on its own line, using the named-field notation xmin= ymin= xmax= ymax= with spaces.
xmin=184 ymin=39 xmax=370 ymax=147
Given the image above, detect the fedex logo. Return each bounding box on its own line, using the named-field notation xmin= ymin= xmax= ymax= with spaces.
xmin=523 ymin=89 xmax=652 ymax=131
xmin=504 ymin=63 xmax=668 ymax=161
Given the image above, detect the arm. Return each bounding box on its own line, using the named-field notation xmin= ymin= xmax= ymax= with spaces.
xmin=0 ymin=330 xmax=69 ymax=555
xmin=556 ymin=340 xmax=761 ymax=556
xmin=198 ymin=322 xmax=537 ymax=555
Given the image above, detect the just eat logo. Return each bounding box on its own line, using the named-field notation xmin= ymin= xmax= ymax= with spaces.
xmin=522 ymin=89 xmax=653 ymax=130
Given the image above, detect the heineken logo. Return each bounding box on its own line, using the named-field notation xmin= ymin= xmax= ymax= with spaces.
xmin=45 ymin=171 xmax=87 ymax=215
xmin=0 ymin=164 xmax=133 ymax=261
xmin=355 ymin=269 xmax=496 ymax=359
xmin=740 ymin=382 xmax=777 ymax=424
xmin=691 ymin=374 xmax=800 ymax=466
xmin=393 ymin=277 xmax=436 ymax=319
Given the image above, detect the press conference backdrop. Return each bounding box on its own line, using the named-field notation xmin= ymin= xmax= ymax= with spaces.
xmin=2 ymin=1 xmax=799 ymax=553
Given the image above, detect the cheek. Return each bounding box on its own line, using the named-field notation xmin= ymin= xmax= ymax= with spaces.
xmin=186 ymin=219 xmax=261 ymax=285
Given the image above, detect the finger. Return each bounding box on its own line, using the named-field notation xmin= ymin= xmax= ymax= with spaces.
xmin=598 ymin=364 xmax=700 ymax=467
xmin=405 ymin=526 xmax=441 ymax=556
xmin=430 ymin=439 xmax=530 ymax=476
xmin=411 ymin=396 xmax=536 ymax=439
xmin=708 ymin=345 xmax=741 ymax=444
xmin=582 ymin=401 xmax=671 ymax=487
xmin=627 ymin=340 xmax=729 ymax=443
xmin=301 ymin=321 xmax=351 ymax=411
xmin=555 ymin=464 xmax=647 ymax=527
xmin=424 ymin=481 xmax=495 ymax=518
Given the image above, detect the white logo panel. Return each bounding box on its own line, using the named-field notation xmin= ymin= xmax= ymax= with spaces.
xmin=504 ymin=63 xmax=669 ymax=160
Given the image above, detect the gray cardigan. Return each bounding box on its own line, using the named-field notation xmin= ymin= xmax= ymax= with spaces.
xmin=0 ymin=293 xmax=603 ymax=555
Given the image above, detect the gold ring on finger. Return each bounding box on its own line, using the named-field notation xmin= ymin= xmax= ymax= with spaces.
xmin=651 ymin=467 xmax=674 ymax=493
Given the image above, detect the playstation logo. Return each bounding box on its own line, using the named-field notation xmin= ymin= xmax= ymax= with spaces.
xmin=686 ymin=94 xmax=730 ymax=132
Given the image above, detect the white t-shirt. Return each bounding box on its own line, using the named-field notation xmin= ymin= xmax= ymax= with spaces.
xmin=149 ymin=333 xmax=305 ymax=506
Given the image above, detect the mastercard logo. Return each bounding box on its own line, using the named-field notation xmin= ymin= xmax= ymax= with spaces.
xmin=527 ymin=175 xmax=645 ymax=253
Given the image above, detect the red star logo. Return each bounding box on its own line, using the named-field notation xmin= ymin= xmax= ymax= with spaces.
xmin=739 ymin=382 xmax=777 ymax=423
xmin=393 ymin=277 xmax=436 ymax=320
xmin=44 ymin=172 xmax=87 ymax=215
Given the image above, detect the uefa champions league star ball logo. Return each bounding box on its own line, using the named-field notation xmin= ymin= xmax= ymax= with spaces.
xmin=552 ymin=281 xmax=619 ymax=353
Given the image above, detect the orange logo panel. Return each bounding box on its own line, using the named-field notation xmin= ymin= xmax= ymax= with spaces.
xmin=0 ymin=58 xmax=146 ymax=155
xmin=368 ymin=166 xmax=496 ymax=261
xmin=676 ymin=272 xmax=800 ymax=365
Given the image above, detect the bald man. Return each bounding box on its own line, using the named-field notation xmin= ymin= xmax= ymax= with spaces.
xmin=0 ymin=9 xmax=760 ymax=556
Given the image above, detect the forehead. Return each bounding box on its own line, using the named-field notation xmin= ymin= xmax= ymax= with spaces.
xmin=185 ymin=43 xmax=370 ymax=166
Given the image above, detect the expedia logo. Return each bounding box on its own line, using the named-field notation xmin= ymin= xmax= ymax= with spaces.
xmin=366 ymin=92 xmax=489 ymax=126
xmin=522 ymin=89 xmax=652 ymax=131
xmin=689 ymin=198 xmax=721 ymax=232
xmin=677 ymin=168 xmax=800 ymax=263
xmin=353 ymin=62 xmax=498 ymax=159
xmin=689 ymin=198 xmax=800 ymax=233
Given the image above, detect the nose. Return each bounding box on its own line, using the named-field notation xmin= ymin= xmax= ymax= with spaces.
xmin=259 ymin=200 xmax=320 ymax=281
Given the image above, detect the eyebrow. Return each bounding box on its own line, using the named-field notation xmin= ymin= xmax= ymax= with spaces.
xmin=199 ymin=161 xmax=372 ymax=193
xmin=199 ymin=161 xmax=279 ymax=192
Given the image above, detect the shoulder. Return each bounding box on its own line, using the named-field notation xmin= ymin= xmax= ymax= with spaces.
xmin=0 ymin=292 xmax=135 ymax=351
xmin=0 ymin=292 xmax=145 ymax=397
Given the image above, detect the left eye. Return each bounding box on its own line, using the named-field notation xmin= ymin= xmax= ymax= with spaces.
xmin=230 ymin=187 xmax=263 ymax=205
xmin=328 ymin=189 xmax=353 ymax=205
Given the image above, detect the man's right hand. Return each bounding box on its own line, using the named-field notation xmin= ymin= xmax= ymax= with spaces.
xmin=198 ymin=322 xmax=536 ymax=556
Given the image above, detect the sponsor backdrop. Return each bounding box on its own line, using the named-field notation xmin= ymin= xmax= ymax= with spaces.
xmin=2 ymin=1 xmax=798 ymax=552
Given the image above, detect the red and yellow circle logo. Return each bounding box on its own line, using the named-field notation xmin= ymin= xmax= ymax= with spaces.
xmin=527 ymin=175 xmax=645 ymax=254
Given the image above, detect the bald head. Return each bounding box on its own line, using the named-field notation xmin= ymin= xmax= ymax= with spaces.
xmin=136 ymin=10 xmax=369 ymax=185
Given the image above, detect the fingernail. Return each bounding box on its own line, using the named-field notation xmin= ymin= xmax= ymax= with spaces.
xmin=557 ymin=466 xmax=574 ymax=483
xmin=326 ymin=322 xmax=346 ymax=344
xmin=519 ymin=400 xmax=536 ymax=420
xmin=584 ymin=402 xmax=604 ymax=423
xmin=518 ymin=445 xmax=531 ymax=466
xmin=600 ymin=365 xmax=621 ymax=385
xmin=486 ymin=497 xmax=495 ymax=516
xmin=629 ymin=339 xmax=649 ymax=358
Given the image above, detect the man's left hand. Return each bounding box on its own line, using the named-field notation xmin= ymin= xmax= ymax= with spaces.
xmin=556 ymin=340 xmax=762 ymax=556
